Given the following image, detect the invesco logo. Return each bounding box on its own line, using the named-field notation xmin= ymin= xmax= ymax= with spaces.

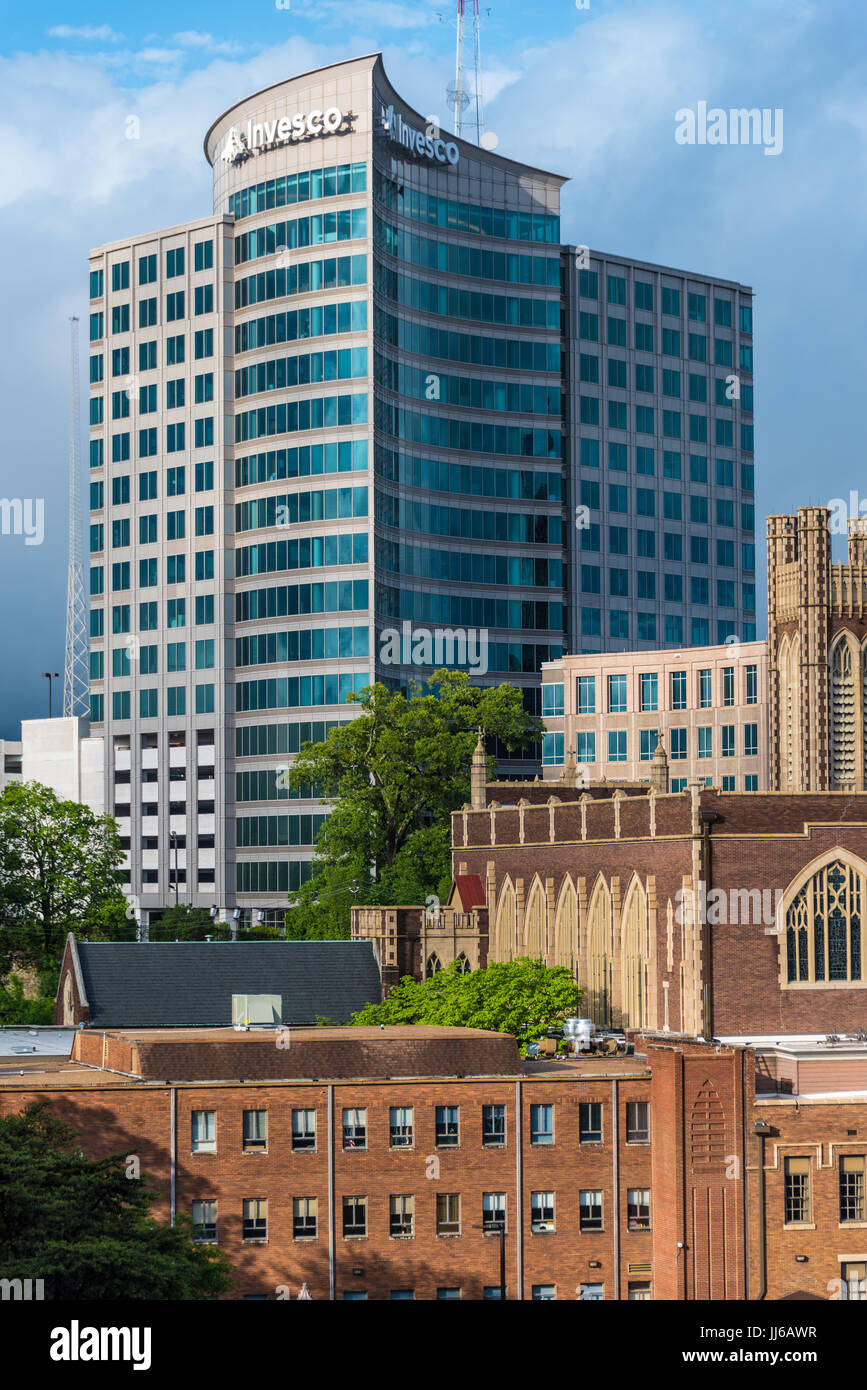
xmin=220 ymin=108 xmax=348 ymax=163
xmin=380 ymin=103 xmax=460 ymax=166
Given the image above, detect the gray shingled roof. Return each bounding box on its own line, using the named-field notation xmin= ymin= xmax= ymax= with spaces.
xmin=73 ymin=940 xmax=381 ymax=1028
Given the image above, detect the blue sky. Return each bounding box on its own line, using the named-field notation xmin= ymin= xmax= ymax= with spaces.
xmin=1 ymin=0 xmax=865 ymax=736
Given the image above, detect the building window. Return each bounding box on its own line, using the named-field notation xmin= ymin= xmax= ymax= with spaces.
xmin=784 ymin=1157 xmax=811 ymax=1224
xmin=608 ymin=730 xmax=627 ymax=763
xmin=343 ymin=1291 xmax=367 ymax=1301
xmin=745 ymin=664 xmax=758 ymax=705
xmin=628 ymin=1282 xmax=652 ymax=1300
xmin=840 ymin=1156 xmax=866 ymax=1223
xmin=292 ymin=1108 xmax=316 ymax=1151
xmin=242 ymin=1110 xmax=267 ymax=1151
xmin=242 ymin=1198 xmax=267 ymax=1241
xmin=483 ymin=1104 xmax=506 ymax=1147
xmin=786 ymin=860 xmax=866 ymax=984
xmin=532 ymin=1285 xmax=556 ymax=1300
xmin=542 ymin=683 xmax=564 ymax=717
xmin=608 ymin=673 xmax=627 ymax=713
xmin=670 ymin=727 xmax=687 ymax=761
xmin=578 ymin=675 xmax=596 ymax=714
xmin=579 ymin=1102 xmax=603 ymax=1143
xmin=343 ymin=1196 xmax=366 ymax=1237
xmin=697 ymin=727 xmax=713 ymax=759
xmin=389 ymin=1195 xmax=414 ymax=1237
xmin=293 ymin=1197 xmax=317 ymax=1239
xmin=531 ymin=1191 xmax=555 ymax=1232
xmin=530 ymin=1103 xmax=554 ymax=1145
xmin=722 ymin=725 xmax=736 ymax=758
xmin=390 ymin=1289 xmax=414 ymax=1300
xmin=483 ymin=1192 xmax=506 ymax=1232
xmin=744 ymin=723 xmax=758 ymax=757
xmin=626 ymin=1100 xmax=650 ymax=1143
xmin=390 ymin=1106 xmax=414 ymax=1148
xmin=483 ymin=1287 xmax=504 ymax=1300
xmin=192 ymin=1200 xmax=217 ymax=1242
xmin=578 ymin=1283 xmax=604 ymax=1300
xmin=577 ymin=731 xmax=596 ymax=764
xmin=435 ymin=1105 xmax=459 ymax=1147
xmin=639 ymin=672 xmax=658 ymax=711
xmin=436 ymin=1193 xmax=461 ymax=1236
xmin=579 ymin=1190 xmax=603 ymax=1232
xmin=436 ymin=1288 xmax=461 ymax=1300
xmin=841 ymin=1262 xmax=867 ymax=1301
xmin=697 ymin=669 xmax=712 ymax=708
xmin=191 ymin=1110 xmax=216 ymax=1153
xmin=342 ymin=1107 xmax=367 ymax=1150
xmin=639 ymin=729 xmax=659 ymax=762
xmin=670 ymin=670 xmax=687 ymax=710
xmin=627 ymin=1189 xmax=651 ymax=1231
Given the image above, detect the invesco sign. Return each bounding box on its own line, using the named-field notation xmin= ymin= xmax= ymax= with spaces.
xmin=220 ymin=108 xmax=348 ymax=164
xmin=380 ymin=103 xmax=460 ymax=166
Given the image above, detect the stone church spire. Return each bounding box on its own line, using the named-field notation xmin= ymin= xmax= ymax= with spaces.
xmin=650 ymin=733 xmax=669 ymax=794
xmin=470 ymin=729 xmax=487 ymax=809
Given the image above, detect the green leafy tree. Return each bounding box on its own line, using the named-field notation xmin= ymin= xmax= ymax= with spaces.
xmin=350 ymin=957 xmax=582 ymax=1048
xmin=288 ymin=672 xmax=541 ymax=935
xmin=0 ymin=1104 xmax=233 ymax=1299
xmin=0 ymin=972 xmax=55 ymax=1025
xmin=0 ymin=782 xmax=127 ymax=970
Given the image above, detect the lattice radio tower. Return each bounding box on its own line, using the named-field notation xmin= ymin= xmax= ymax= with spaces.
xmin=64 ymin=316 xmax=89 ymax=718
xmin=446 ymin=0 xmax=487 ymax=144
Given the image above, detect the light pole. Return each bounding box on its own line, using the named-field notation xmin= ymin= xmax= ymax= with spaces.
xmin=41 ymin=672 xmax=59 ymax=718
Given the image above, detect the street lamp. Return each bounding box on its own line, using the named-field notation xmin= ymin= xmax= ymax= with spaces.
xmin=41 ymin=672 xmax=59 ymax=718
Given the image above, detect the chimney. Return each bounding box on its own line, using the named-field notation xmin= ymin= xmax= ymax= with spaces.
xmin=470 ymin=730 xmax=487 ymax=809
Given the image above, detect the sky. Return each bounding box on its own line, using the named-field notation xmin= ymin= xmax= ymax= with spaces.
xmin=1 ymin=0 xmax=865 ymax=737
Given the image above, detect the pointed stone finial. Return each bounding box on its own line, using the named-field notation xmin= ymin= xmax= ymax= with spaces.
xmin=650 ymin=733 xmax=668 ymax=794
xmin=470 ymin=728 xmax=487 ymax=809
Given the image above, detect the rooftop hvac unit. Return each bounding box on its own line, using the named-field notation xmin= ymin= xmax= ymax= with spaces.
xmin=231 ymin=994 xmax=282 ymax=1027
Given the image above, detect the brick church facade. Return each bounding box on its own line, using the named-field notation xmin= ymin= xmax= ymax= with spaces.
xmin=353 ymin=507 xmax=867 ymax=1038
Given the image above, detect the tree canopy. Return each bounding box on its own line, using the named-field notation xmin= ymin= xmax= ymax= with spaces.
xmin=0 ymin=781 xmax=128 ymax=970
xmin=350 ymin=957 xmax=583 ymax=1047
xmin=287 ymin=671 xmax=542 ymax=935
xmin=0 ymin=1104 xmax=232 ymax=1299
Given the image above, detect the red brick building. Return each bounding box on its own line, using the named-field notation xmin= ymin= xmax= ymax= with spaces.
xmin=2 ymin=1025 xmax=866 ymax=1301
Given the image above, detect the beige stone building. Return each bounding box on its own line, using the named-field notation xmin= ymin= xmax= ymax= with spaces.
xmin=539 ymin=640 xmax=768 ymax=791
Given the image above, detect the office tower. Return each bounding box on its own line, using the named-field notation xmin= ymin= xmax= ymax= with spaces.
xmin=563 ymin=252 xmax=756 ymax=654
xmin=87 ymin=53 xmax=755 ymax=920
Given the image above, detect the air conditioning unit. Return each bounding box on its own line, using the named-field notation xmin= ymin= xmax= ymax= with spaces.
xmin=231 ymin=994 xmax=282 ymax=1027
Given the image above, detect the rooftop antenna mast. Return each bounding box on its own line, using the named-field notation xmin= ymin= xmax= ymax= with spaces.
xmin=64 ymin=316 xmax=89 ymax=719
xmin=447 ymin=0 xmax=486 ymax=144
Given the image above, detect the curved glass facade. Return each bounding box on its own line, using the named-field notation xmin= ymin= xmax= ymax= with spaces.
xmin=87 ymin=54 xmax=754 ymax=917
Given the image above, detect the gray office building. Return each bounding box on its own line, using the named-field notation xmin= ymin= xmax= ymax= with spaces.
xmin=86 ymin=53 xmax=755 ymax=919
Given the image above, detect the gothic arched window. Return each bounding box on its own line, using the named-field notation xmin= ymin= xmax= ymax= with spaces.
xmin=426 ymin=953 xmax=442 ymax=979
xmin=786 ymin=860 xmax=865 ymax=983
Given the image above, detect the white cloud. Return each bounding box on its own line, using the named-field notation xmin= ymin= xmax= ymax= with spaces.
xmin=48 ymin=24 xmax=122 ymax=42
xmin=173 ymin=31 xmax=246 ymax=56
